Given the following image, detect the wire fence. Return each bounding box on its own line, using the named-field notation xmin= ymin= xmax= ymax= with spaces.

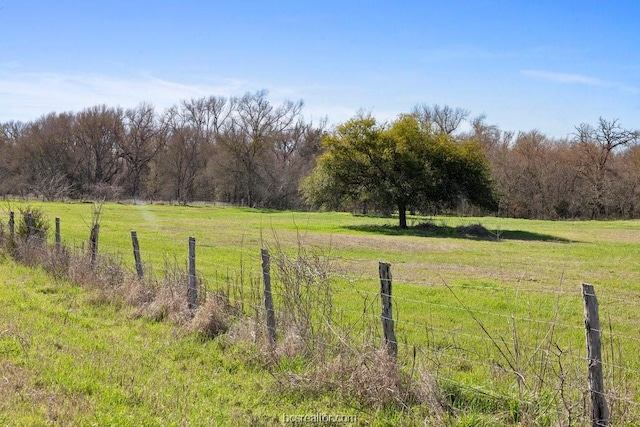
xmin=1 ymin=208 xmax=639 ymax=425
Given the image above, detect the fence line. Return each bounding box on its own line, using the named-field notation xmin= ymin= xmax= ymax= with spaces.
xmin=15 ymin=244 xmax=640 ymax=382
xmin=7 ymin=221 xmax=638 ymax=340
xmin=6 ymin=218 xmax=639 ymax=291
xmin=1 ymin=225 xmax=632 ymax=333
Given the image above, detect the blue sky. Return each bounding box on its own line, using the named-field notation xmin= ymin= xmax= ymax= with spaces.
xmin=1 ymin=1 xmax=638 ymax=137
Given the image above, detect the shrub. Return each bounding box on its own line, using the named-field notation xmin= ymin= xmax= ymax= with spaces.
xmin=17 ymin=206 xmax=50 ymax=240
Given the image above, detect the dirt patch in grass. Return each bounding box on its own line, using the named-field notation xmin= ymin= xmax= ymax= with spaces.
xmin=0 ymin=361 xmax=31 ymax=397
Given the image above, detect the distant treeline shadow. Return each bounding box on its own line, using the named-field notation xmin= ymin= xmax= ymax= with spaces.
xmin=344 ymin=222 xmax=573 ymax=243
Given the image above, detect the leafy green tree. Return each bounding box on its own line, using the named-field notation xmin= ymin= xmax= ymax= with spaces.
xmin=303 ymin=114 xmax=496 ymax=228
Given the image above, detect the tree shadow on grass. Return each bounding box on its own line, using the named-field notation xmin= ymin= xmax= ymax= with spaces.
xmin=344 ymin=222 xmax=574 ymax=243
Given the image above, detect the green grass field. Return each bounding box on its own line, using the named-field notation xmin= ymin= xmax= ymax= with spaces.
xmin=1 ymin=201 xmax=639 ymax=425
xmin=0 ymin=261 xmax=370 ymax=426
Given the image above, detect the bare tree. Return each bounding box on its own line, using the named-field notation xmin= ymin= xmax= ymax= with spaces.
xmin=155 ymin=96 xmax=238 ymax=203
xmin=574 ymin=118 xmax=639 ymax=218
xmin=614 ymin=145 xmax=640 ymax=217
xmin=412 ymin=104 xmax=470 ymax=135
xmin=469 ymin=114 xmax=501 ymax=147
xmin=17 ymin=113 xmax=75 ymax=199
xmin=0 ymin=121 xmax=26 ymax=196
xmin=72 ymin=105 xmax=124 ymax=195
xmin=0 ymin=121 xmax=27 ymax=142
xmin=217 ymin=90 xmax=303 ymax=207
xmin=179 ymin=95 xmax=236 ymax=144
xmin=119 ymin=103 xmax=164 ymax=199
xmin=465 ymin=115 xmax=517 ymax=214
xmin=161 ymin=105 xmax=206 ymax=205
xmin=267 ymin=118 xmax=324 ymax=208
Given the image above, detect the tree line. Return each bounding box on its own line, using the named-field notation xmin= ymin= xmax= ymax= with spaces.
xmin=0 ymin=91 xmax=322 ymax=208
xmin=1 ymin=92 xmax=638 ymax=220
xmin=471 ymin=115 xmax=640 ymax=219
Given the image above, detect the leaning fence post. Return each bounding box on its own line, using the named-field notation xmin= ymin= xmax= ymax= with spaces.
xmin=582 ymin=283 xmax=609 ymax=427
xmin=9 ymin=211 xmax=14 ymax=238
xmin=379 ymin=262 xmax=398 ymax=357
xmin=187 ymin=237 xmax=197 ymax=310
xmin=131 ymin=231 xmax=143 ymax=280
xmin=261 ymin=248 xmax=277 ymax=348
xmin=55 ymin=217 xmax=61 ymax=252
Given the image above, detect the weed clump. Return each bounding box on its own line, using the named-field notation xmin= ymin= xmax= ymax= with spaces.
xmin=271 ymin=243 xmax=334 ymax=359
xmin=188 ymin=291 xmax=240 ymax=338
xmin=275 ymin=346 xmax=445 ymax=416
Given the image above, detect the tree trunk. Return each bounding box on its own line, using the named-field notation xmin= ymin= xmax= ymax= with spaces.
xmin=398 ymin=201 xmax=407 ymax=229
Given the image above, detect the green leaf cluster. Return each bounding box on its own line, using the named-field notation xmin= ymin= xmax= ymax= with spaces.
xmin=302 ymin=114 xmax=496 ymax=227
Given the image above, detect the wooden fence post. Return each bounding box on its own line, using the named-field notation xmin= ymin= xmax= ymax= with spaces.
xmin=130 ymin=231 xmax=143 ymax=280
xmin=261 ymin=248 xmax=277 ymax=348
xmin=26 ymin=212 xmax=33 ymax=238
xmin=9 ymin=211 xmax=14 ymax=238
xmin=55 ymin=217 xmax=61 ymax=252
xmin=582 ymin=283 xmax=609 ymax=427
xmin=89 ymin=222 xmax=99 ymax=268
xmin=379 ymin=262 xmax=397 ymax=357
xmin=187 ymin=237 xmax=197 ymax=310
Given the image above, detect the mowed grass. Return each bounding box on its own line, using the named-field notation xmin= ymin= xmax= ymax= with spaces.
xmin=2 ymin=200 xmax=640 ymax=423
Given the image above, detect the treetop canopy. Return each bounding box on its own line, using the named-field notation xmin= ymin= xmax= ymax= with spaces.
xmin=303 ymin=114 xmax=497 ymax=228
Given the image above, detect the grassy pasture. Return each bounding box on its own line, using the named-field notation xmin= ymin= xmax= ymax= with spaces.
xmin=1 ymin=200 xmax=640 ymax=424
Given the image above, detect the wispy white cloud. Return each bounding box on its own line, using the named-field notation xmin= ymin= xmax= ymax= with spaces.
xmin=0 ymin=69 xmax=261 ymax=122
xmin=0 ymin=68 xmax=365 ymax=126
xmin=521 ymin=70 xmax=606 ymax=85
xmin=521 ymin=69 xmax=639 ymax=93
